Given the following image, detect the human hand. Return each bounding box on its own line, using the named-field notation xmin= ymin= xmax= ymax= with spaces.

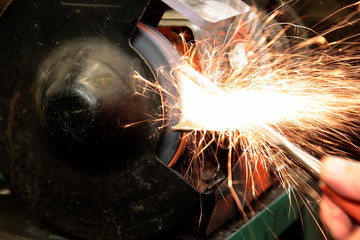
xmin=319 ymin=156 xmax=360 ymax=240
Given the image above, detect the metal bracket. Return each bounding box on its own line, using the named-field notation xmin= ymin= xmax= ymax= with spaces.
xmin=161 ymin=0 xmax=252 ymax=30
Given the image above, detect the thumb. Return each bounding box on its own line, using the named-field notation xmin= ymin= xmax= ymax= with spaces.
xmin=320 ymin=156 xmax=360 ymax=201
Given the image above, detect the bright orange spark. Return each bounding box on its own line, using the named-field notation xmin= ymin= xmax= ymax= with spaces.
xmin=155 ymin=2 xmax=360 ymax=219
xmin=132 ymin=2 xmax=360 ymax=229
xmin=175 ymin=68 xmax=319 ymax=132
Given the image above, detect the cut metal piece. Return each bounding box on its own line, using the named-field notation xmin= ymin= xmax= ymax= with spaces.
xmin=258 ymin=124 xmax=321 ymax=179
xmin=259 ymin=124 xmax=360 ymax=225
xmin=161 ymin=0 xmax=252 ymax=30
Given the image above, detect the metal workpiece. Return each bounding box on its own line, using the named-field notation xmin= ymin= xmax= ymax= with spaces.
xmin=259 ymin=124 xmax=360 ymax=225
xmin=258 ymin=124 xmax=322 ymax=179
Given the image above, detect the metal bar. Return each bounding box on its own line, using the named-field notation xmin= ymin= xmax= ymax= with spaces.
xmin=258 ymin=124 xmax=322 ymax=180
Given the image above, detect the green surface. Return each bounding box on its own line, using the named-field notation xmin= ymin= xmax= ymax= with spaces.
xmin=0 ymin=173 xmax=5 ymax=184
xmin=229 ymin=189 xmax=325 ymax=240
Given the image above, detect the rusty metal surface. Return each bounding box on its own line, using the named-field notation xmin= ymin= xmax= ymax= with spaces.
xmin=0 ymin=198 xmax=71 ymax=240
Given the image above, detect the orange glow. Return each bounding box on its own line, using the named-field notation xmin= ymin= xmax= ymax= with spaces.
xmin=136 ymin=2 xmax=360 ymax=222
xmin=155 ymin=2 xmax=360 ymax=216
xmin=176 ymin=68 xmax=317 ymax=132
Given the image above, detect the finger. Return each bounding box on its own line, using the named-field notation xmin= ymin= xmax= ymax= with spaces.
xmin=319 ymin=196 xmax=354 ymax=240
xmin=320 ymin=156 xmax=360 ymax=201
xmin=345 ymin=226 xmax=360 ymax=240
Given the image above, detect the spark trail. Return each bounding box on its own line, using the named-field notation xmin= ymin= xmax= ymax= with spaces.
xmin=135 ymin=1 xmax=360 ymax=231
xmin=161 ymin=1 xmax=360 ymax=214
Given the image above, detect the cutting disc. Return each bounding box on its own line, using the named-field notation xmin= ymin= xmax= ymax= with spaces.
xmin=132 ymin=22 xmax=186 ymax=166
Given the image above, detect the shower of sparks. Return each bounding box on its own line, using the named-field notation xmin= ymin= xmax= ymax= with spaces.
xmin=136 ymin=0 xmax=360 ymax=226
xmin=175 ymin=63 xmax=328 ymax=132
xmin=158 ymin=1 xmax=360 ymax=208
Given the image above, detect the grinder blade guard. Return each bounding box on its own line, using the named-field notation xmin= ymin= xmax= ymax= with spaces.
xmin=0 ymin=1 xmax=201 ymax=239
xmin=0 ymin=0 xmax=303 ymax=239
